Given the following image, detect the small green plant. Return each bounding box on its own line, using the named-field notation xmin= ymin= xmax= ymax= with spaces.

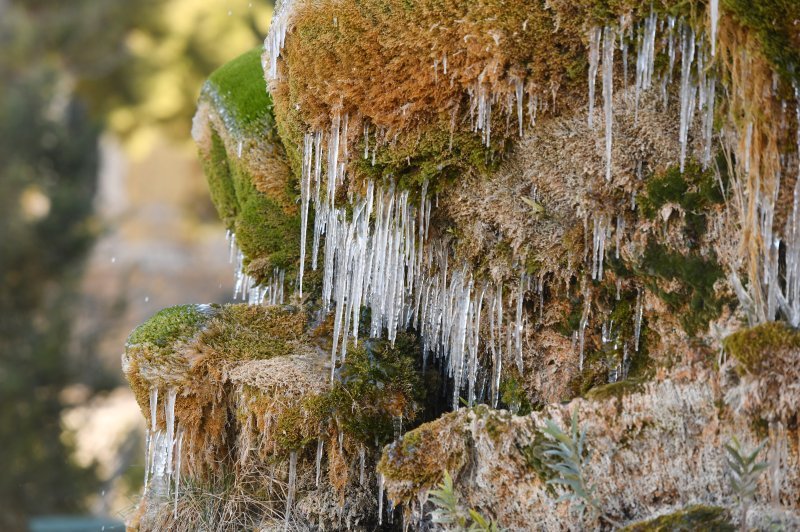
xmin=540 ymin=410 xmax=618 ymax=527
xmin=724 ymin=437 xmax=768 ymax=531
xmin=428 ymin=471 xmax=500 ymax=531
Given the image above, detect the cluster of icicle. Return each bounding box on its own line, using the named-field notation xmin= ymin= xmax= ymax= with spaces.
xmin=466 ymin=76 xmax=539 ymax=147
xmin=143 ymin=388 xmax=184 ymax=519
xmin=730 ymin=84 xmax=800 ymax=327
xmin=226 ymin=230 xmax=285 ymax=306
xmin=295 ymin=117 xmax=538 ymax=411
xmin=583 ymin=6 xmax=720 ymax=285
xmin=587 ymin=8 xmax=718 ymax=179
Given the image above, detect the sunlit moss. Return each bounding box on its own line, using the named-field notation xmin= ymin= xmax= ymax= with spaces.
xmin=206 ymin=47 xmax=275 ymax=135
xmin=198 ymin=48 xmax=301 ymax=284
xmin=198 ymin=305 xmax=306 ymax=362
xmin=379 ymin=410 xmax=467 ymax=499
xmin=126 ymin=304 xmax=214 ymax=351
xmin=272 ymin=333 xmax=428 ymax=454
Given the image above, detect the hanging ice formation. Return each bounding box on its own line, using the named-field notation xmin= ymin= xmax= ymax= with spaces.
xmin=284 ymin=451 xmax=298 ymax=530
xmin=263 ymin=0 xmax=295 ymax=81
xmin=142 ymin=387 xmax=183 ymax=510
xmin=735 ymin=83 xmax=800 ymax=327
xmin=587 ymin=27 xmax=602 ymax=129
xmin=293 ymin=113 xmax=533 ymax=410
xmin=226 ymin=230 xmax=285 ymax=306
xmin=602 ymin=26 xmax=615 ymax=182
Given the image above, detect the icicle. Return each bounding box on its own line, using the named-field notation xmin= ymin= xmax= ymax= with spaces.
xmin=393 ymin=415 xmax=403 ymax=440
xmin=490 ymin=284 xmax=503 ymax=408
xmin=298 ymin=133 xmax=314 ymax=297
xmin=703 ymin=76 xmax=716 ymax=168
xmin=173 ymin=428 xmax=183 ymax=518
xmin=587 ymin=27 xmax=602 ymax=128
xmin=634 ymin=289 xmax=644 ymax=351
xmin=515 ymin=78 xmax=524 ymax=137
xmin=144 ymin=388 xmax=158 ymax=493
xmin=263 ymin=0 xmax=294 ymax=80
xmin=315 ymin=437 xmax=324 ymax=487
xmin=164 ymin=388 xmax=177 ymax=489
xmin=592 ymin=215 xmax=607 ymax=280
xmin=602 ymin=26 xmax=615 ymax=182
xmin=377 ymin=472 xmax=385 ymax=525
xmin=578 ymin=289 xmax=590 ymax=371
xmin=359 ymin=445 xmax=366 ymax=486
xmin=284 ymin=451 xmax=298 ymax=530
xmin=709 ymin=0 xmax=719 ymax=57
xmin=634 ymin=12 xmax=657 ymax=123
xmin=678 ymin=25 xmax=696 ymax=173
xmin=515 ymin=274 xmax=525 ymax=374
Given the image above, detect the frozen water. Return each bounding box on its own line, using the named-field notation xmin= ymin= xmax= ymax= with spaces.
xmin=587 ymin=27 xmax=602 ymax=128
xmin=602 ymin=26 xmax=615 ymax=181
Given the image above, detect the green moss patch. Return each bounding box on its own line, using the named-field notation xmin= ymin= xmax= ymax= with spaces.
xmin=379 ymin=410 xmax=467 ymax=502
xmin=271 ymin=332 xmax=430 ymax=453
xmin=620 ymin=505 xmax=735 ymax=532
xmin=639 ymin=242 xmax=726 ymax=337
xmin=205 ymin=47 xmax=275 ymax=134
xmin=126 ymin=304 xmax=215 ymax=352
xmin=199 ymin=50 xmax=301 ymax=284
xmin=639 ymin=159 xmax=726 ymax=241
xmin=723 ymin=321 xmax=800 ymax=374
xmin=198 ymin=305 xmax=307 ymax=362
xmin=584 ymin=378 xmax=646 ymax=402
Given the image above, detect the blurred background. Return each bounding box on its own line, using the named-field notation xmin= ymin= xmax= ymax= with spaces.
xmin=0 ymin=1 xmax=273 ymax=529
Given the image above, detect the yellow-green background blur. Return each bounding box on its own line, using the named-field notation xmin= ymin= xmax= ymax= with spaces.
xmin=0 ymin=1 xmax=273 ymax=529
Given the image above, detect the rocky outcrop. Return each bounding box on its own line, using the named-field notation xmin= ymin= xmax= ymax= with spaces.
xmin=380 ymin=366 xmax=800 ymax=529
xmin=123 ymin=0 xmax=800 ymax=529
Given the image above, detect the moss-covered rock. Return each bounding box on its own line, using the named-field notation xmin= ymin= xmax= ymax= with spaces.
xmin=723 ymin=321 xmax=800 ymax=374
xmin=723 ymin=322 xmax=800 ymax=422
xmin=620 ymin=505 xmax=735 ymax=532
xmin=194 ymin=47 xmax=301 ymax=285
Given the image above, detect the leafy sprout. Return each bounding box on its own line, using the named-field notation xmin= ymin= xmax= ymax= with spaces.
xmin=428 ymin=471 xmax=500 ymax=531
xmin=539 ymin=410 xmax=619 ymax=527
xmin=724 ymin=436 xmax=768 ymax=531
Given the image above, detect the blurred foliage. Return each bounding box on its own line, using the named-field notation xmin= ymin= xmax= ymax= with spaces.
xmin=0 ymin=0 xmax=273 ymax=527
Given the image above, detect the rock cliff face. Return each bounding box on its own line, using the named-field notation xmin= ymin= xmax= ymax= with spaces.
xmin=124 ymin=0 xmax=800 ymax=530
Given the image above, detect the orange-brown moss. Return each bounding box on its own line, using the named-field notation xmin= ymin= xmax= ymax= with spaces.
xmin=378 ymin=410 xmax=468 ymax=503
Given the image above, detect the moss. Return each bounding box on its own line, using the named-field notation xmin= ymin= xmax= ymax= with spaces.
xmin=272 ymin=0 xmax=600 ymax=195
xmin=272 ymin=332 xmax=429 ymax=453
xmin=378 ymin=411 xmax=467 ymax=501
xmin=584 ymin=378 xmax=645 ymax=402
xmin=499 ymin=374 xmax=532 ymax=416
xmin=199 ymin=50 xmax=301 ymax=284
xmin=352 ymin=124 xmax=502 ymax=195
xmin=517 ymin=429 xmax=557 ymax=495
xmin=482 ymin=409 xmax=514 ymax=442
xmin=205 ymin=47 xmax=275 ymax=135
xmin=722 ymin=0 xmax=800 ymax=86
xmin=639 ymin=158 xmax=726 ymax=241
xmin=231 ymin=161 xmax=301 ymax=276
xmin=126 ymin=304 xmax=214 ymax=350
xmin=620 ymin=505 xmax=735 ymax=532
xmin=638 ymin=241 xmax=726 ymax=337
xmin=723 ymin=321 xmax=800 ymax=375
xmin=199 ymin=305 xmax=307 ymax=362
xmin=203 ymin=130 xmax=237 ymax=227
